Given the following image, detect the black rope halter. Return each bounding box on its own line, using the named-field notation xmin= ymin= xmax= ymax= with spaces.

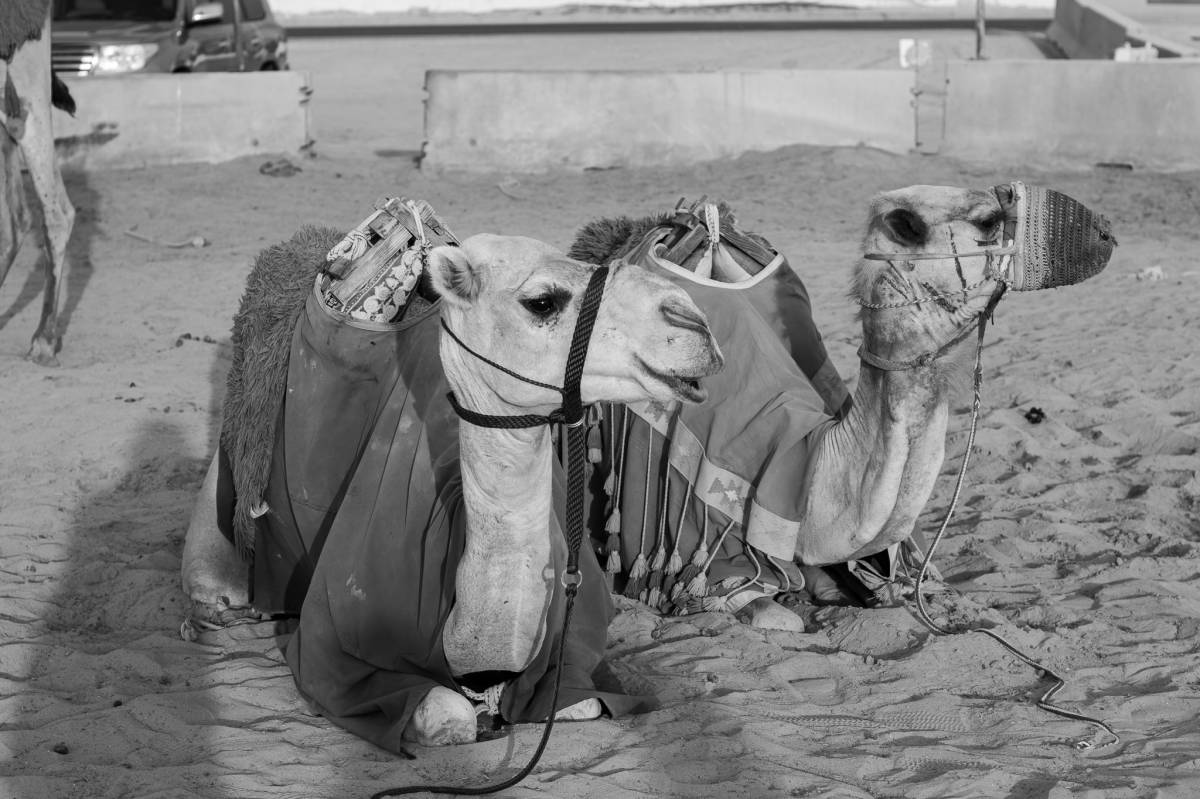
xmin=372 ymin=264 xmax=609 ymax=799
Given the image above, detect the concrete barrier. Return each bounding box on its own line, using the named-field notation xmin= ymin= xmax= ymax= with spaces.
xmin=1046 ymin=0 xmax=1200 ymax=58
xmin=423 ymin=70 xmax=915 ymax=172
xmin=937 ymin=60 xmax=1200 ymax=170
xmin=54 ymin=72 xmax=312 ymax=170
xmin=424 ymin=62 xmax=1200 ymax=173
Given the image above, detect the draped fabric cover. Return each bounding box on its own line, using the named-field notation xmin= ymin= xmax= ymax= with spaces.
xmin=249 ymin=291 xmax=645 ymax=753
xmin=593 ymin=232 xmax=846 ymax=612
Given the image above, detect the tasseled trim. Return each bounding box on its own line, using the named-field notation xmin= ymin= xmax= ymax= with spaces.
xmin=648 ymin=544 xmax=667 ymax=575
xmin=643 ymin=476 xmax=670 ymax=605
xmin=665 ymin=480 xmax=692 ymax=578
xmin=603 ymin=507 xmax=622 ymax=574
xmin=686 ymin=520 xmax=736 ymax=599
xmin=603 ymin=405 xmax=629 ymax=575
xmin=606 ymin=547 xmax=622 ymax=574
xmin=675 ymin=510 xmax=709 ymax=593
xmin=623 ymin=565 xmax=649 ymax=601
xmin=647 ymin=582 xmax=664 ymax=610
xmin=623 ymin=427 xmax=655 ymax=599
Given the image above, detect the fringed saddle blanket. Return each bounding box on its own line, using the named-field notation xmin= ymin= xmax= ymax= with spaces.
xmin=570 ymin=201 xmax=864 ymax=614
xmin=216 ymin=199 xmax=644 ymax=755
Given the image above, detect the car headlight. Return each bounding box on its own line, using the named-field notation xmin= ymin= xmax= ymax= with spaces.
xmin=95 ymin=44 xmax=158 ymax=73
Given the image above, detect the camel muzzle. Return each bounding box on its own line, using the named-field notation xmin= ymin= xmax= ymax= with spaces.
xmin=990 ymin=181 xmax=1117 ymax=291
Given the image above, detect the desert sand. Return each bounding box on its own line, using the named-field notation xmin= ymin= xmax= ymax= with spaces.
xmin=1 ymin=143 xmax=1198 ymax=799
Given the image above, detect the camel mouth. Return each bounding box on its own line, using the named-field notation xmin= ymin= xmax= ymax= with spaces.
xmin=638 ymin=361 xmax=709 ymax=403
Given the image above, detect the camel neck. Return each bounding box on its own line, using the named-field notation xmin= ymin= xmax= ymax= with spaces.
xmin=440 ymin=371 xmax=559 ymax=676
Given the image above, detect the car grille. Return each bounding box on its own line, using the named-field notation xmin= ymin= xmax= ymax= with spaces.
xmin=53 ymin=42 xmax=98 ymax=76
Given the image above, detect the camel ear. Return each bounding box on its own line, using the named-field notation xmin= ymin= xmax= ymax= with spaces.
xmin=880 ymin=207 xmax=929 ymax=247
xmin=424 ymin=245 xmax=481 ymax=305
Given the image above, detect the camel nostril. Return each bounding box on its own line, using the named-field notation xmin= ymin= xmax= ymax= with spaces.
xmin=660 ymin=299 xmax=710 ymax=336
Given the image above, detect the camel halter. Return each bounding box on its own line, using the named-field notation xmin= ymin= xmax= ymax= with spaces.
xmin=855 ymin=254 xmax=1007 ymax=371
xmin=373 ymin=265 xmax=609 ymax=799
xmin=440 ymin=264 xmax=609 ymax=430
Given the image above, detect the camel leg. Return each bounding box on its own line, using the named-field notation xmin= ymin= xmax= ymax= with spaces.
xmin=181 ymin=452 xmax=251 ymax=607
xmin=554 ymin=698 xmax=602 ymax=721
xmin=402 ymin=690 xmax=601 ymax=747
xmin=10 ymin=22 xmax=74 ymax=366
xmin=737 ymin=596 xmax=807 ymax=633
xmin=1 ymin=123 xmax=28 ymax=289
xmin=403 ymin=687 xmax=476 ymax=747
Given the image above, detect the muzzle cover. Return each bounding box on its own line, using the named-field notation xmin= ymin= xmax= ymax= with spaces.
xmin=991 ymin=182 xmax=1117 ymax=291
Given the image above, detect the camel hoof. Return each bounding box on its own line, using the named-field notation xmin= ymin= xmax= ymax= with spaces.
xmin=26 ymin=336 xmax=61 ymax=367
xmin=737 ymin=596 xmax=807 ymax=633
xmin=404 ymin=687 xmax=476 ymax=746
xmin=555 ymin=698 xmax=602 ymax=721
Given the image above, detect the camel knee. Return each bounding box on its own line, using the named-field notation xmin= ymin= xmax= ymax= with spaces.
xmin=404 ymin=687 xmax=476 ymax=747
xmin=555 ymin=698 xmax=602 ymax=721
xmin=736 ymin=596 xmax=808 ymax=633
xmin=181 ymin=452 xmax=250 ymax=606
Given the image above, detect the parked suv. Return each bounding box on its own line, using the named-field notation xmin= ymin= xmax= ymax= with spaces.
xmin=52 ymin=0 xmax=289 ymax=75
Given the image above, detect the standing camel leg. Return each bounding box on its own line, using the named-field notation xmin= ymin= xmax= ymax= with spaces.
xmin=7 ymin=12 xmax=74 ymax=365
xmin=0 ymin=117 xmax=30 ymax=289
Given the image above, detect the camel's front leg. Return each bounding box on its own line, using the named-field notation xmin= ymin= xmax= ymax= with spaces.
xmin=11 ymin=21 xmax=74 ymax=366
xmin=403 ymin=689 xmax=601 ymax=747
xmin=181 ymin=452 xmax=250 ymax=607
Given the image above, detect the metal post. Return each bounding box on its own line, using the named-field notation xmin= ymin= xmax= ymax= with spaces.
xmin=233 ymin=0 xmax=245 ymax=71
xmin=975 ymin=0 xmax=987 ymax=60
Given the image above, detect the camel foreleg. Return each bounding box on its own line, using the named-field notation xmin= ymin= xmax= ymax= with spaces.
xmin=9 ymin=21 xmax=75 ymax=365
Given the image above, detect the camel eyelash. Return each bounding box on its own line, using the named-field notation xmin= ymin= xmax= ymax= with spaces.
xmin=519 ymin=288 xmax=571 ymax=317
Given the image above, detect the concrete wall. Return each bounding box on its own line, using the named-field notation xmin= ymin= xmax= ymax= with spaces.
xmin=937 ymin=60 xmax=1200 ymax=170
xmin=1041 ymin=0 xmax=1200 ymax=58
xmin=273 ymin=0 xmax=1052 ymax=16
xmin=424 ymin=61 xmax=1200 ymax=173
xmin=423 ymin=70 xmax=915 ymax=172
xmin=54 ymin=72 xmax=312 ymax=170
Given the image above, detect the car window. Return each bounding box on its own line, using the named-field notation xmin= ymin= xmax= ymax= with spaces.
xmin=54 ymin=0 xmax=176 ymax=22
xmin=241 ymin=0 xmax=266 ymax=22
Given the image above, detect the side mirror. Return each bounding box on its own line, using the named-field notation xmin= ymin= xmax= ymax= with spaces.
xmin=188 ymin=2 xmax=224 ymax=25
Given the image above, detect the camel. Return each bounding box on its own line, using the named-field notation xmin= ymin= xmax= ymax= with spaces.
xmin=183 ymin=183 xmax=1111 ymax=751
xmin=1 ymin=2 xmax=76 ymax=365
xmin=181 ymin=222 xmax=723 ymax=748
xmin=568 ymin=184 xmax=1114 ymax=624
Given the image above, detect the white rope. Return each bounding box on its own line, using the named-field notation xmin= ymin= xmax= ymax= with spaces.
xmin=912 ymin=317 xmax=1120 ymax=752
xmin=461 ymin=682 xmax=506 ymax=716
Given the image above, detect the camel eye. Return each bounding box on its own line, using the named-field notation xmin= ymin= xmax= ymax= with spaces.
xmin=973 ymin=210 xmax=1004 ymax=242
xmin=520 ymin=294 xmax=562 ymax=318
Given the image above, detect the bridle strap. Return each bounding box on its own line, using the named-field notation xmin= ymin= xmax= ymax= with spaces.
xmin=857 ymin=317 xmax=983 ymax=371
xmin=444 ymin=392 xmax=565 ymax=429
xmin=441 ymin=265 xmax=610 ymax=430
xmin=440 ymin=319 xmax=562 ymax=394
xmin=862 ymin=244 xmax=1015 ymax=263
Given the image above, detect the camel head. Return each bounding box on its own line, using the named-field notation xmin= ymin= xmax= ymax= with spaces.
xmin=425 ymin=234 xmax=723 ymax=415
xmin=853 ymin=185 xmax=1015 ymax=368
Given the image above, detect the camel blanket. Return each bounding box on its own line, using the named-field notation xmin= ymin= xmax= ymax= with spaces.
xmin=230 ymin=235 xmax=646 ymax=752
xmin=591 ymin=227 xmax=848 ymax=611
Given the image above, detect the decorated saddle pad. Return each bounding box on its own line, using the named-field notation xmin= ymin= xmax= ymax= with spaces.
xmin=586 ymin=203 xmax=853 ymax=613
xmin=220 ymin=199 xmax=646 ymax=754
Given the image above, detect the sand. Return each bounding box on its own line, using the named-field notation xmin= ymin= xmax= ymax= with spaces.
xmin=1 ymin=144 xmax=1198 ymax=798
